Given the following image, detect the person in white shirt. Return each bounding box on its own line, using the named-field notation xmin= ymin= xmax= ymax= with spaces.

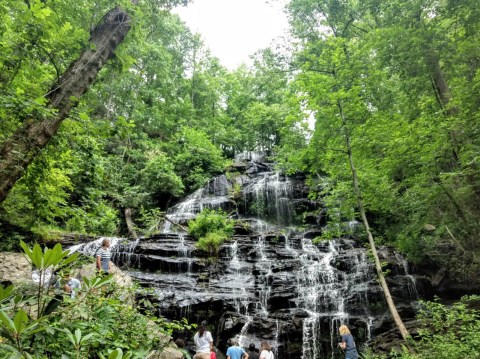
xmin=193 ymin=320 xmax=213 ymax=359
xmin=55 ymin=271 xmax=81 ymax=299
xmin=259 ymin=341 xmax=274 ymax=359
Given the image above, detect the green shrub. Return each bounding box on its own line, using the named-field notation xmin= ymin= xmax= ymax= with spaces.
xmin=363 ymin=296 xmax=480 ymax=359
xmin=0 ymin=242 xmax=191 ymax=358
xmin=196 ymin=231 xmax=228 ymax=257
xmin=188 ymin=209 xmax=234 ymax=256
xmin=188 ymin=209 xmax=234 ymax=240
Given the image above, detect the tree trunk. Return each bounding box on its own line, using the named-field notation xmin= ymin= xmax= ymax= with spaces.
xmin=424 ymin=48 xmax=460 ymax=167
xmin=425 ymin=51 xmax=454 ymax=113
xmin=0 ymin=7 xmax=132 ymax=203
xmin=337 ymin=100 xmax=411 ymax=342
xmin=125 ymin=208 xmax=139 ymax=239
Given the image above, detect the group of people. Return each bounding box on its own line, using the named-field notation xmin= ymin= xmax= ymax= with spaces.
xmin=57 ymin=239 xmax=112 ymax=297
xmin=192 ymin=321 xmax=358 ymax=359
xmin=193 ymin=321 xmax=274 ymax=359
xmin=43 ymin=239 xmax=112 ymax=314
xmin=95 ymin=240 xmax=359 ymax=359
xmin=59 ymin=239 xmax=359 ymax=359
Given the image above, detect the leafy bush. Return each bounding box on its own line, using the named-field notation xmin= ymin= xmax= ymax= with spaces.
xmin=173 ymin=128 xmax=226 ymax=191
xmin=363 ymin=296 xmax=480 ymax=359
xmin=0 ymin=241 xmax=191 ymax=358
xmin=188 ymin=209 xmax=234 ymax=240
xmin=196 ymin=232 xmax=229 ymax=257
xmin=135 ymin=207 xmax=164 ymax=236
xmin=188 ymin=209 xmax=234 ymax=256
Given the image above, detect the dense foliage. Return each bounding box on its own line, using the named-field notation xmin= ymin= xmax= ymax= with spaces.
xmin=188 ymin=209 xmax=235 ymax=256
xmin=0 ymin=0 xmax=292 ymax=245
xmin=278 ymin=0 xmax=480 ymax=284
xmin=0 ymin=242 xmax=190 ymax=358
xmin=1 ymin=0 xmax=480 ymax=354
xmin=364 ymin=296 xmax=480 ymax=359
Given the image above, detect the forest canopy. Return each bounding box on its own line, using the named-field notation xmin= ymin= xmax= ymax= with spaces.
xmin=1 ymin=0 xmax=479 ymax=285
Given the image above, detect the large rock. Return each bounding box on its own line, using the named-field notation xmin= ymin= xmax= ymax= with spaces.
xmin=147 ymin=347 xmax=185 ymax=359
xmin=0 ymin=252 xmax=31 ymax=285
xmin=122 ymin=234 xmax=421 ymax=359
xmin=0 ymin=252 xmax=132 ymax=287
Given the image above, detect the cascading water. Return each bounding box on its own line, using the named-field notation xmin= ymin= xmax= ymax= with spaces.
xmin=69 ymin=155 xmax=419 ymax=358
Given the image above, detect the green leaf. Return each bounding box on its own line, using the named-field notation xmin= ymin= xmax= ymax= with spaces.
xmin=43 ymin=243 xmax=61 ymax=268
xmin=81 ymin=332 xmax=96 ymax=343
xmin=13 ymin=309 xmax=28 ymax=334
xmin=0 ymin=343 xmax=22 ymax=356
xmin=108 ymin=348 xmax=123 ymax=359
xmin=75 ymin=328 xmax=82 ymax=345
xmin=0 ymin=284 xmax=14 ymax=302
xmin=0 ymin=310 xmax=16 ymax=333
xmin=60 ymin=251 xmax=80 ymax=267
xmin=31 ymin=243 xmax=44 ymax=269
xmin=65 ymin=329 xmax=76 ymax=346
xmin=20 ymin=241 xmax=33 ymax=259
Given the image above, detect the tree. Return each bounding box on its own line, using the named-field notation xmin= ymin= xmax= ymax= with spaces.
xmin=0 ymin=5 xmax=132 ymax=204
xmin=286 ymin=0 xmax=410 ymax=340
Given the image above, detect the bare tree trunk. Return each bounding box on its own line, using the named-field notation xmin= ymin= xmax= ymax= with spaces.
xmin=425 ymin=51 xmax=454 ymax=113
xmin=0 ymin=7 xmax=132 ymax=203
xmin=337 ymin=100 xmax=411 ymax=341
xmin=424 ymin=49 xmax=461 ymax=169
xmin=124 ymin=208 xmax=139 ymax=239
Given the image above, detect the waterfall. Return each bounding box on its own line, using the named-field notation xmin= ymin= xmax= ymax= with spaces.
xmin=234 ymin=151 xmax=268 ymax=163
xmin=163 ymin=174 xmax=233 ymax=233
xmin=394 ymin=252 xmax=419 ymax=300
xmin=68 ymin=154 xmax=419 ymax=358
xmin=68 ymin=237 xmax=122 ymax=255
xmin=68 ymin=237 xmax=141 ymax=270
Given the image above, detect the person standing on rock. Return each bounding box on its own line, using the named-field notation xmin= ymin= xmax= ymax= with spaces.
xmin=338 ymin=324 xmax=359 ymax=359
xmin=259 ymin=341 xmax=274 ymax=359
xmin=193 ymin=320 xmax=214 ymax=359
xmin=226 ymin=338 xmax=248 ymax=359
xmin=96 ymin=239 xmax=112 ymax=274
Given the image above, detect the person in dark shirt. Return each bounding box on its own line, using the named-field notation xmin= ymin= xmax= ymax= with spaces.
xmin=247 ymin=343 xmax=260 ymax=359
xmin=339 ymin=325 xmax=359 ymax=359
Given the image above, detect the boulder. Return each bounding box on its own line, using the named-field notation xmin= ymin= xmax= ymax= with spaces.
xmin=0 ymin=252 xmax=132 ymax=288
xmin=0 ymin=252 xmax=31 ymax=285
xmin=147 ymin=347 xmax=185 ymax=359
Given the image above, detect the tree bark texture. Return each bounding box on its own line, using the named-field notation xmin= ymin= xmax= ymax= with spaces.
xmin=0 ymin=7 xmax=132 ymax=203
xmin=425 ymin=51 xmax=454 ymax=112
xmin=337 ymin=100 xmax=411 ymax=342
xmin=124 ymin=208 xmax=139 ymax=239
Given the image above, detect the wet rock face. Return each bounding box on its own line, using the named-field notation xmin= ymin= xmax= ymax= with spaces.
xmin=76 ymin=154 xmax=421 ymax=359
xmin=113 ymin=234 xmax=419 ymax=359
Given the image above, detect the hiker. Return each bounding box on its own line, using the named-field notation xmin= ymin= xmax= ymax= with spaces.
xmin=55 ymin=270 xmax=81 ymax=299
xmin=259 ymin=341 xmax=274 ymax=359
xmin=247 ymin=343 xmax=260 ymax=359
xmin=193 ymin=320 xmax=214 ymax=359
xmin=226 ymin=338 xmax=248 ymax=359
xmin=96 ymin=239 xmax=112 ymax=274
xmin=338 ymin=324 xmax=359 ymax=359
xmin=44 ymin=270 xmax=81 ymax=315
